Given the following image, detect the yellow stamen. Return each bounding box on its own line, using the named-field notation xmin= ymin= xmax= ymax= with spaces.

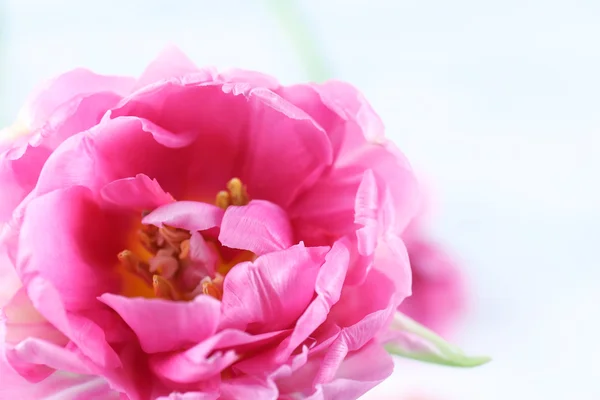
xmin=215 ymin=177 xmax=249 ymax=209
xmin=201 ymin=274 xmax=224 ymax=300
xmin=118 ymin=250 xmax=152 ymax=284
xmin=179 ymin=239 xmax=190 ymax=260
xmin=227 ymin=178 xmax=249 ymax=206
xmin=216 ymin=190 xmax=231 ymax=209
xmin=152 ymin=275 xmax=181 ymax=300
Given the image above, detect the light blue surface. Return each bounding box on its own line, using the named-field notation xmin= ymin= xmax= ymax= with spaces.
xmin=1 ymin=1 xmax=599 ymax=398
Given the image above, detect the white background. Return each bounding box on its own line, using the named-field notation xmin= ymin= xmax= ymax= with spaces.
xmin=1 ymin=1 xmax=599 ymax=399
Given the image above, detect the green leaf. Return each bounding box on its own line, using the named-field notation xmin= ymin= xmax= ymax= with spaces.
xmin=385 ymin=312 xmax=491 ymax=367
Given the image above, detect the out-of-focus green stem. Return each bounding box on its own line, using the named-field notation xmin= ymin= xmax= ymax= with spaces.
xmin=265 ymin=0 xmax=331 ymax=82
xmin=386 ymin=312 xmax=491 ymax=368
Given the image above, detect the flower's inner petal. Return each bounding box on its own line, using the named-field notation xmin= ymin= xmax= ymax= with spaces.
xmin=17 ymin=186 xmax=130 ymax=309
xmin=219 ymin=244 xmax=328 ymax=334
xmin=219 ymin=200 xmax=295 ymax=256
xmin=110 ymin=82 xmax=333 ymax=207
xmin=99 ymin=293 xmax=221 ymax=354
xmin=101 ymin=174 xmax=175 ymax=211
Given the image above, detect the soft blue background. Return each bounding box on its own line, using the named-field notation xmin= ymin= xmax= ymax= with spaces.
xmin=1 ymin=1 xmax=599 ymax=398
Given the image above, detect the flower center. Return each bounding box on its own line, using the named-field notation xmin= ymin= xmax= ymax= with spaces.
xmin=117 ymin=178 xmax=253 ymax=301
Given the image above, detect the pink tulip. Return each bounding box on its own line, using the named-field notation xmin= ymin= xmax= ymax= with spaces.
xmin=0 ymin=48 xmax=422 ymax=399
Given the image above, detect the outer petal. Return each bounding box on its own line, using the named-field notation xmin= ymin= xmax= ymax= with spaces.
xmin=220 ymin=376 xmax=279 ymax=400
xmin=157 ymin=392 xmax=219 ymax=400
xmin=283 ymin=82 xmax=419 ymax=245
xmin=0 ymin=354 xmax=118 ymax=400
xmin=219 ymin=244 xmax=328 ymax=333
xmin=4 ymin=340 xmax=93 ymax=383
xmin=149 ymin=329 xmax=288 ymax=385
xmin=14 ymin=68 xmax=134 ymax=134
xmin=275 ymin=239 xmax=350 ymax=360
xmin=0 ymin=70 xmax=135 ymax=224
xmin=0 ymin=247 xmax=21 ymax=308
xmin=232 ymin=240 xmax=350 ymax=375
xmin=17 ymin=186 xmax=128 ymax=309
xmin=20 ymin=276 xmax=120 ymax=371
xmin=99 ymin=294 xmax=221 ymax=353
xmin=0 ymin=145 xmax=51 ymax=225
xmin=313 ymin=268 xmax=397 ymax=384
xmin=134 ymin=46 xmax=200 ymax=90
xmin=219 ymin=200 xmax=294 ymax=255
xmin=306 ymin=342 xmax=394 ymax=400
xmin=1 ymin=288 xmax=67 ymax=348
xmin=152 ymin=350 xmax=237 ymax=385
xmin=346 ymin=170 xmax=413 ymax=300
xmin=110 ymin=80 xmax=333 ymax=207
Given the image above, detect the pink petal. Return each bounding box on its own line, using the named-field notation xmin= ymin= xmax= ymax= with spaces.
xmin=0 ymin=248 xmax=21 ymax=309
xmin=0 ymin=145 xmax=51 ymax=225
xmin=0 ymin=70 xmax=135 ymax=225
xmin=219 ymin=200 xmax=294 ymax=255
xmin=219 ymin=376 xmax=279 ymax=400
xmin=110 ymin=80 xmax=333 ymax=207
xmin=234 ymin=335 xmax=312 ymax=380
xmin=347 ymin=171 xmax=412 ymax=290
xmin=142 ymin=201 xmax=224 ymax=232
xmin=151 ymin=349 xmax=237 ymax=384
xmin=314 ymin=269 xmax=397 ymax=384
xmin=99 ymin=293 xmax=221 ymax=353
xmin=17 ymin=186 xmax=127 ymax=309
xmin=275 ymin=239 xmax=350 ymax=360
xmin=157 ymin=392 xmax=219 ymax=400
xmin=0 ymin=354 xmax=118 ymax=400
xmin=306 ymin=341 xmax=394 ymax=400
xmin=101 ymin=174 xmax=175 ymax=211
xmin=219 ymin=244 xmax=328 ymax=333
xmin=134 ymin=46 xmax=200 ymax=90
xmin=354 ymin=170 xmax=381 ymax=256
xmin=149 ymin=329 xmax=286 ymax=384
xmin=217 ymin=69 xmax=280 ymax=90
xmin=21 ymin=68 xmax=134 ymax=132
xmin=1 ymin=288 xmax=67 ymax=347
xmin=31 ymin=117 xmax=205 ymax=202
xmin=375 ymin=233 xmax=412 ymax=304
xmin=21 ymin=276 xmax=121 ymax=371
xmin=282 ymin=83 xmax=419 ymax=245
xmin=3 ymin=337 xmax=92 ymax=382
xmin=183 ymin=232 xmax=218 ymax=280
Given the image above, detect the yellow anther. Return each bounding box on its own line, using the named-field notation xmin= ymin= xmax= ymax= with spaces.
xmin=152 ymin=275 xmax=181 ymax=301
xmin=201 ymin=274 xmax=224 ymax=300
xmin=216 ymin=190 xmax=231 ymax=209
xmin=215 ymin=178 xmax=249 ymax=209
xmin=226 ymin=178 xmax=249 ymax=206
xmin=179 ymin=239 xmax=190 ymax=260
xmin=118 ymin=250 xmax=139 ymax=270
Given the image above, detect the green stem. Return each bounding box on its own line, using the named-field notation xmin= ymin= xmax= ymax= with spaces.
xmin=386 ymin=312 xmax=491 ymax=368
xmin=265 ymin=0 xmax=331 ymax=82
